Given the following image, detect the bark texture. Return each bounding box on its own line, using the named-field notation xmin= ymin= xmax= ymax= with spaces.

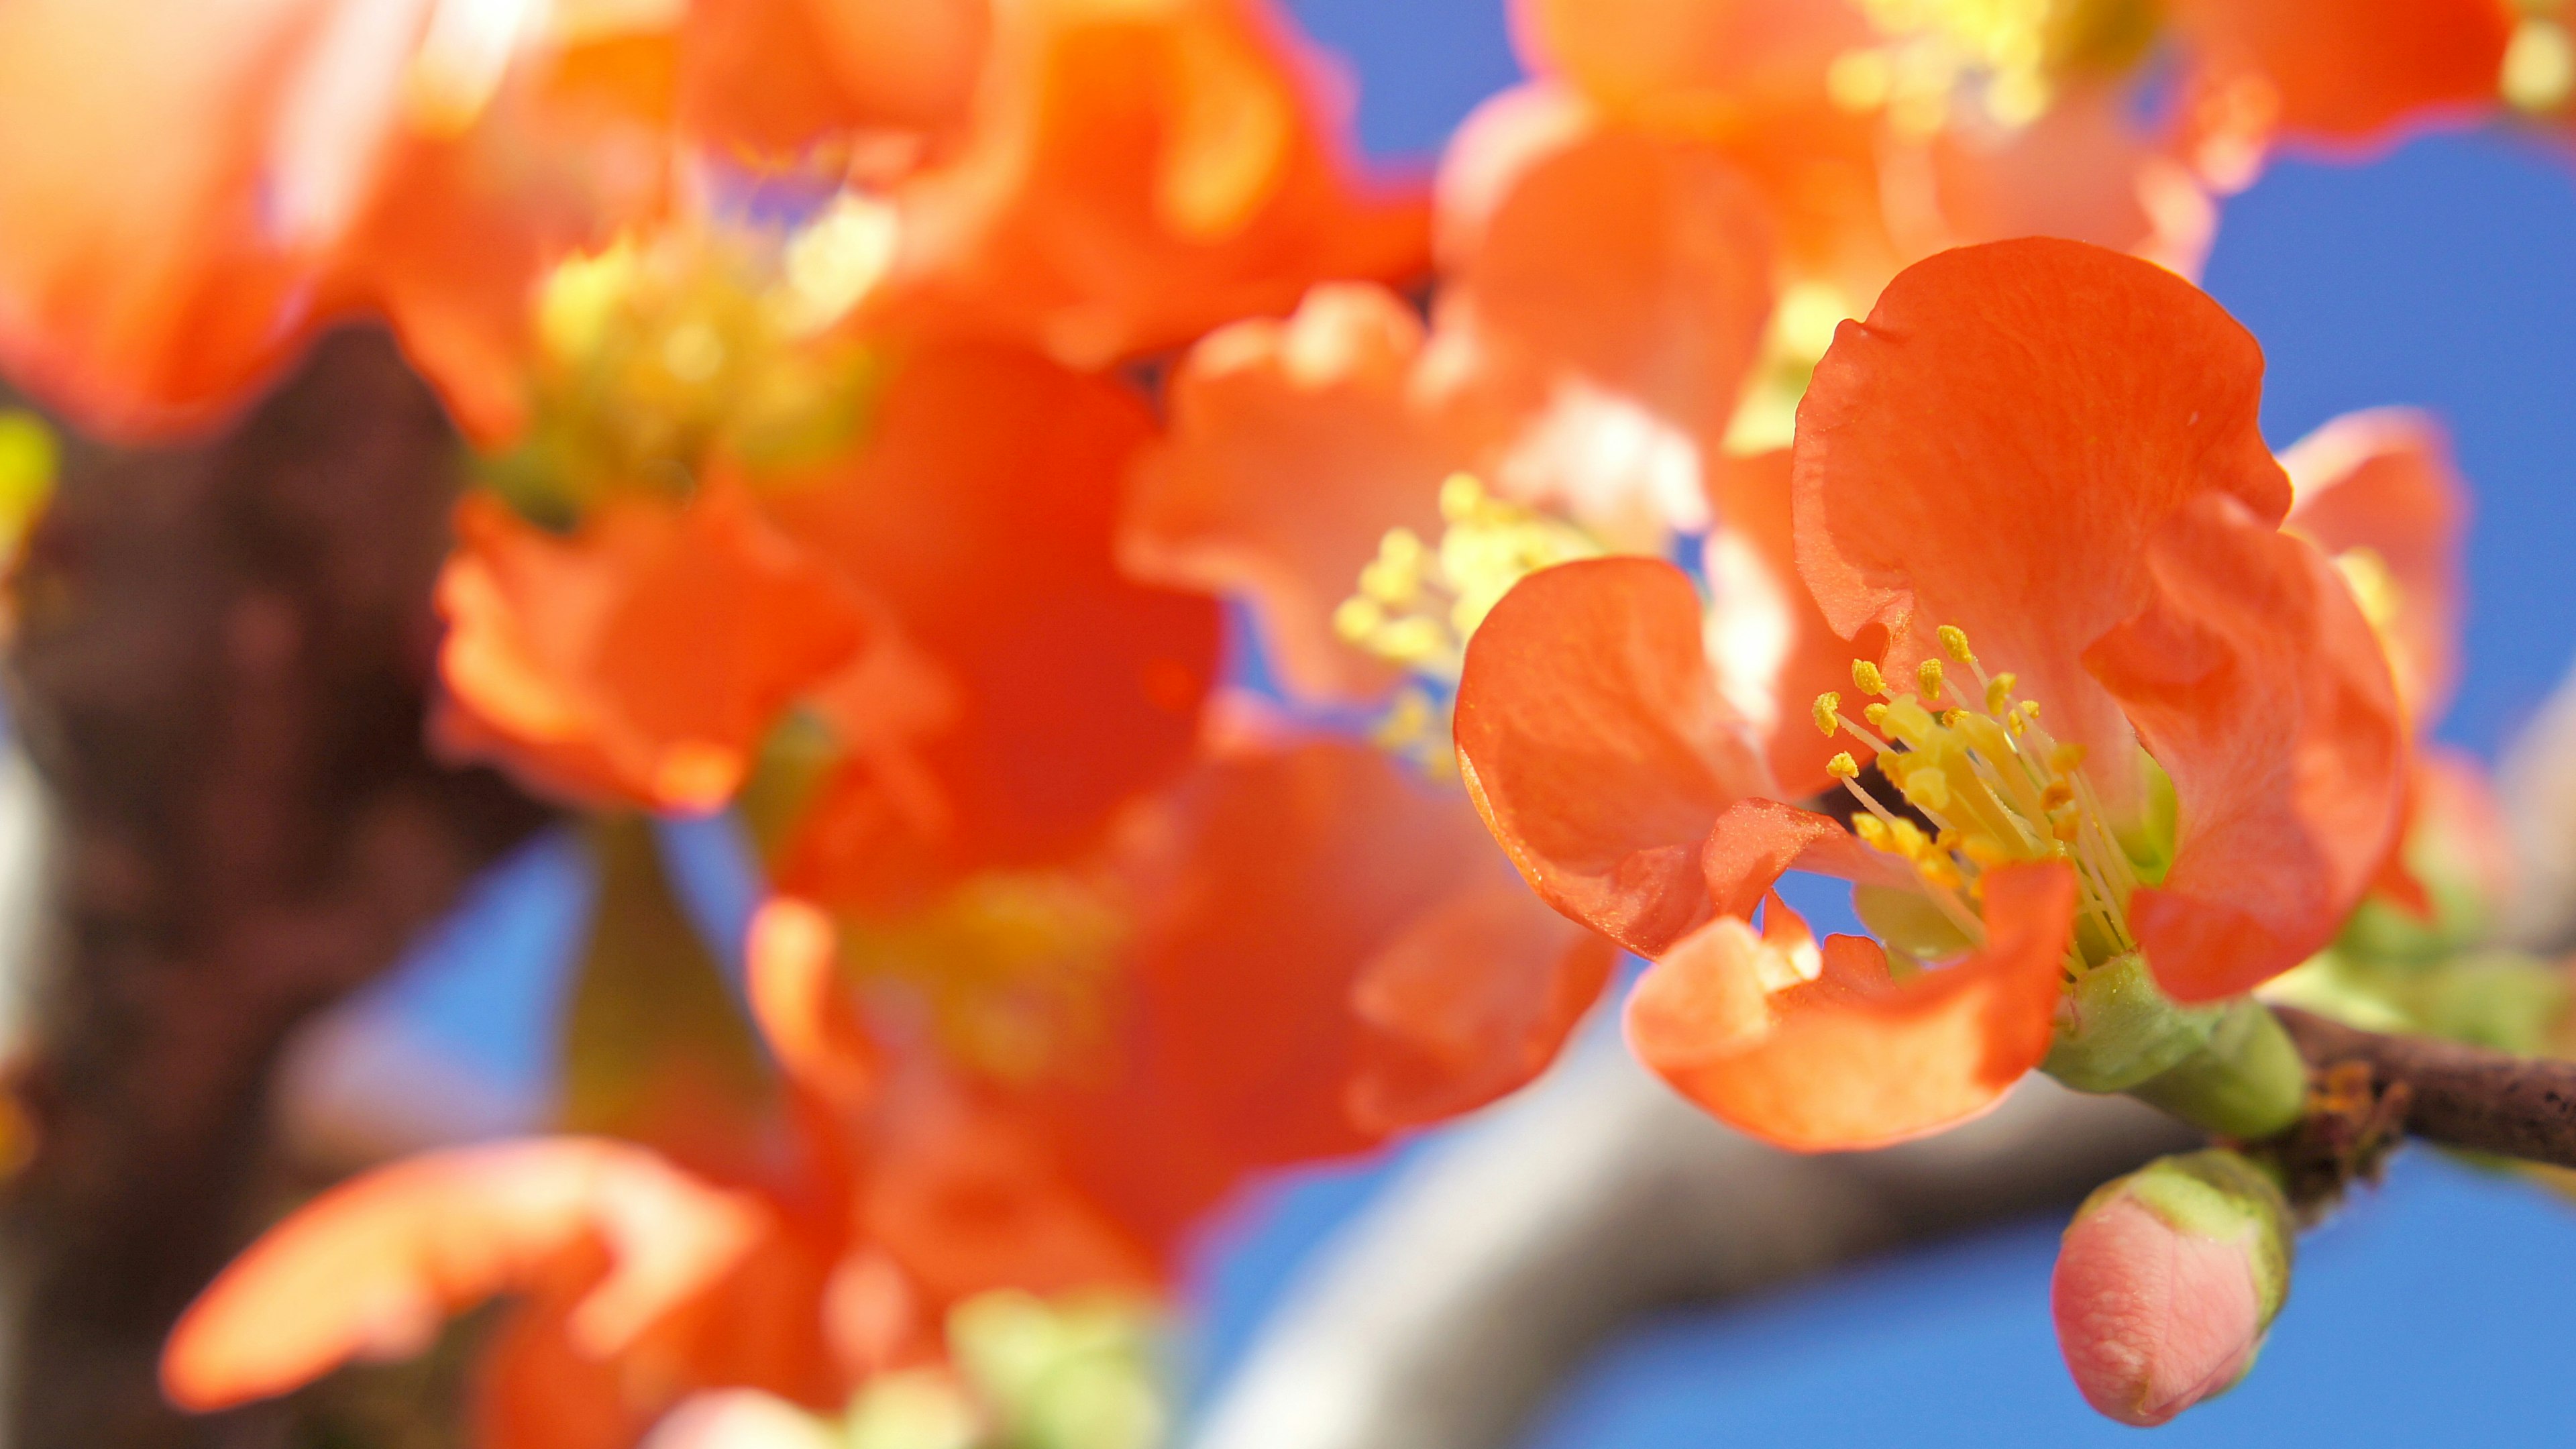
xmin=0 ymin=330 xmax=551 ymax=1449
xmin=2275 ymin=1004 xmax=2576 ymax=1171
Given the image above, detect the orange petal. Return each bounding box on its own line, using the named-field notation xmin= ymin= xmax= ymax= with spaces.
xmin=163 ymin=1138 xmax=769 ymax=1411
xmin=1703 ymin=449 xmax=1872 ymax=796
xmin=1436 ymin=105 xmax=1775 ymax=538
xmin=747 ymin=899 xmax=879 ymax=1118
xmin=2365 ymin=745 xmax=2515 ymax=921
xmin=1701 ymin=796 xmax=1899 ymax=920
xmin=765 ymin=342 xmax=1219 ymax=904
xmin=1627 ymin=860 xmax=2076 ymax=1150
xmin=679 ymin=0 xmax=987 ymax=155
xmin=472 ymin=1232 xmax=845 ymax=1449
xmin=1925 ymin=83 xmax=2214 ymax=278
xmin=1454 ymin=556 xmax=1774 ymax=955
xmin=347 ymin=34 xmax=677 ymax=444
xmin=1345 ymin=879 xmax=1619 ymax=1136
xmin=2088 ymin=494 xmax=2407 ymax=1003
xmin=1793 ymin=237 xmax=2288 ymax=801
xmin=2281 ymin=407 xmax=2467 ymax=727
xmin=877 ymin=0 xmax=1428 ymax=368
xmin=1124 ymin=282 xmax=1466 ymax=702
xmin=2165 ymin=0 xmax=2511 ymax=145
xmin=1056 ymin=744 xmax=1612 ymax=1246
xmin=1509 ymin=0 xmax=1870 ymax=125
xmin=0 ymin=0 xmax=368 ymax=437
xmin=434 ymin=481 xmax=872 ymax=813
xmin=861 ymin=1068 xmax=1157 ymax=1305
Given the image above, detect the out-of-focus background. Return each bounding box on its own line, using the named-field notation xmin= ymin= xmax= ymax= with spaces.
xmin=265 ymin=1 xmax=2576 ymax=1443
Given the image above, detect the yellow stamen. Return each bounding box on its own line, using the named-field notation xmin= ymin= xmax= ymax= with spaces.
xmin=1334 ymin=475 xmax=1603 ymax=692
xmin=1814 ymin=692 xmax=1843 ymax=738
xmin=1919 ymin=657 xmax=1946 ymax=701
xmin=1864 ymin=702 xmax=1891 ymax=731
xmin=1938 ymin=625 xmax=1976 ymax=665
xmin=1828 ymin=751 xmax=1860 ymax=780
xmin=1853 ymin=659 xmax=1888 ymax=696
xmin=1853 ymin=813 xmax=1893 ymax=851
xmin=1985 ymin=672 xmax=2017 ymax=714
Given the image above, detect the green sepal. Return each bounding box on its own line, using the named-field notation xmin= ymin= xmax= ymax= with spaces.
xmin=2125 ymin=1000 xmax=2308 ymax=1142
xmin=2043 ymin=952 xmax=2220 ymax=1093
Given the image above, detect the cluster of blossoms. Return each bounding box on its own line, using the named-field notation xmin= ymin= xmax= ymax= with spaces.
xmin=0 ymin=0 xmax=2565 ymax=1442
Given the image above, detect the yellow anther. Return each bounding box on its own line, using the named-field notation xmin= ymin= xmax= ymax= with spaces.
xmin=1853 ymin=659 xmax=1888 ymax=696
xmin=2041 ymin=780 xmax=2075 ymax=810
xmin=1438 ymin=472 xmax=1489 ymax=524
xmin=1814 ymin=692 xmax=1842 ymax=738
xmin=1358 ymin=529 xmax=1428 ymax=607
xmin=1854 ymin=814 xmax=1893 ymax=851
xmin=2020 ymin=700 xmax=2043 ymax=722
xmin=1827 ymin=751 xmax=1860 ymax=780
xmin=2006 ymin=710 xmax=2026 ymax=737
xmin=2505 ymin=17 xmax=2575 ymax=113
xmin=1889 ymin=819 xmax=1933 ymax=860
xmin=1918 ymin=854 xmax=1964 ymax=890
xmin=2049 ymin=741 xmax=2087 ymax=773
xmin=1372 ymin=616 xmax=1450 ymax=664
xmin=1864 ymin=702 xmax=1890 ymax=730
xmin=1938 ymin=625 xmax=1975 ymax=665
xmin=1919 ymin=657 xmax=1946 ymax=701
xmin=1984 ymin=673 xmax=2017 ymax=714
xmin=1332 ymin=596 xmax=1387 ymax=643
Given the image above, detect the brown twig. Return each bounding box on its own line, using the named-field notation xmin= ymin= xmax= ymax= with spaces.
xmin=2273 ymin=1004 xmax=2576 ymax=1172
xmin=0 ymin=331 xmax=552 ymax=1449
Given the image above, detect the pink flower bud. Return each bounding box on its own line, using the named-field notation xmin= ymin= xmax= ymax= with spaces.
xmin=2052 ymin=1150 xmax=2293 ymax=1426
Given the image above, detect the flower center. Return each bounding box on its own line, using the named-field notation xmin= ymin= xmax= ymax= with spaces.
xmin=2504 ymin=12 xmax=2576 ymax=115
xmin=1338 ymin=474 xmax=1602 ymax=776
xmin=1825 ymin=0 xmax=2159 ymax=136
xmin=1815 ymin=625 xmax=2142 ymax=974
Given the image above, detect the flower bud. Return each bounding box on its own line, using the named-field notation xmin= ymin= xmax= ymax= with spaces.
xmin=2052 ymin=1150 xmax=2293 ymax=1426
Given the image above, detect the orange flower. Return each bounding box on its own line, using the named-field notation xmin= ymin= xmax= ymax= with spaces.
xmin=678 ymin=0 xmax=991 ymax=159
xmin=0 ymin=0 xmax=1003 ymax=444
xmin=0 ymin=0 xmax=682 ymax=441
xmin=162 ymin=902 xmax=1158 ymax=1449
xmin=2280 ymin=407 xmax=2467 ymax=730
xmin=1125 ymin=283 xmax=1472 ymax=702
xmin=435 ymin=480 xmax=873 ymax=814
xmin=1124 ymin=95 xmax=1785 ymax=704
xmin=2277 ymin=407 xmax=2476 ymax=918
xmin=766 ymin=342 xmax=1221 ymax=908
xmin=1032 ymin=742 xmax=1615 ymax=1247
xmin=871 ymin=0 xmax=1429 ymax=368
xmin=435 ymin=335 xmax=1218 ymax=853
xmin=1456 ymin=239 xmax=2406 ymax=1148
xmin=161 ymin=1136 xmax=845 ymax=1449
xmin=1503 ymin=0 xmax=2195 ymax=287
xmin=1508 ymin=0 xmax=2509 ymax=296
xmin=2163 ymin=0 xmax=2514 ymax=146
